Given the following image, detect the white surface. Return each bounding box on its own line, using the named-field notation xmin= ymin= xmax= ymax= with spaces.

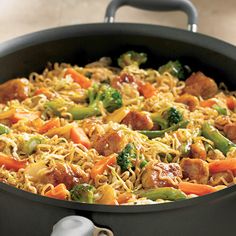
xmin=0 ymin=0 xmax=236 ymax=45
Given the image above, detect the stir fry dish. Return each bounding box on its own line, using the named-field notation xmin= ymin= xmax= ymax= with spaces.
xmin=1 ymin=51 xmax=236 ymax=205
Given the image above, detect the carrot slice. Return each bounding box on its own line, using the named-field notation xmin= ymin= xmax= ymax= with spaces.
xmin=209 ymin=158 xmax=236 ymax=174
xmin=138 ymin=82 xmax=156 ymax=98
xmin=200 ymin=99 xmax=216 ymax=107
xmin=70 ymin=127 xmax=91 ymax=148
xmin=90 ymin=155 xmax=116 ymax=180
xmin=178 ymin=182 xmax=216 ymax=196
xmin=65 ymin=68 xmax=92 ymax=89
xmin=10 ymin=111 xmax=40 ymax=124
xmin=226 ymin=96 xmax=236 ymax=110
xmin=38 ymin=118 xmax=60 ymax=134
xmin=0 ymin=154 xmax=27 ymax=171
xmin=44 ymin=183 xmax=69 ymax=200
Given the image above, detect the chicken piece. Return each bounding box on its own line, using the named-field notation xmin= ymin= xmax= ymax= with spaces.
xmin=214 ymin=116 xmax=231 ymax=131
xmin=175 ymin=93 xmax=199 ymax=111
xmin=141 ymin=161 xmax=182 ymax=189
xmin=209 ymin=171 xmax=233 ymax=186
xmin=223 ymin=123 xmax=236 ymax=143
xmin=111 ymin=73 xmax=135 ymax=89
xmin=0 ymin=78 xmax=29 ymax=103
xmin=190 ymin=140 xmax=207 ymax=160
xmin=180 ymin=158 xmax=209 ymax=184
xmin=184 ymin=72 xmax=218 ymax=99
xmin=121 ymin=111 xmax=153 ymax=130
xmin=47 ymin=162 xmax=89 ymax=190
xmin=92 ymin=130 xmax=127 ymax=156
xmin=25 ymin=161 xmax=89 ymax=190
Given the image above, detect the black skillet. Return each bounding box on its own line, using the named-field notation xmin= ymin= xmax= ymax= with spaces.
xmin=0 ymin=0 xmax=236 ymax=235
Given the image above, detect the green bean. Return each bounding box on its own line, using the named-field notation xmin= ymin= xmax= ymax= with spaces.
xmin=136 ymin=187 xmax=187 ymax=201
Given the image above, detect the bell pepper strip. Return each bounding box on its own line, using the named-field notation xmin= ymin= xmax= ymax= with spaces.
xmin=136 ymin=187 xmax=187 ymax=201
xmin=137 ymin=81 xmax=156 ymax=98
xmin=178 ymin=182 xmax=216 ymax=196
xmin=0 ymin=154 xmax=27 ymax=171
xmin=139 ymin=120 xmax=189 ymax=139
xmin=0 ymin=124 xmax=10 ymax=135
xmin=201 ymin=123 xmax=236 ymax=155
xmin=199 ymin=99 xmax=217 ymax=107
xmin=38 ymin=118 xmax=60 ymax=134
xmin=226 ymin=96 xmax=236 ymax=110
xmin=45 ymin=124 xmax=72 ymax=139
xmin=70 ymin=127 xmax=91 ymax=148
xmin=0 ymin=109 xmax=16 ymax=120
xmin=90 ymin=154 xmax=117 ymax=180
xmin=64 ymin=68 xmax=92 ymax=89
xmin=209 ymin=158 xmax=236 ymax=174
xmin=44 ymin=183 xmax=69 ymax=200
xmin=10 ymin=111 xmax=40 ymax=124
xmin=105 ymin=107 xmax=130 ymax=123
xmin=96 ymin=184 xmax=117 ymax=205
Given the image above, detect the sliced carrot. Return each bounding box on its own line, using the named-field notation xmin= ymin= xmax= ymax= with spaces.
xmin=137 ymin=82 xmax=156 ymax=98
xmin=44 ymin=183 xmax=69 ymax=200
xmin=38 ymin=118 xmax=60 ymax=134
xmin=200 ymin=99 xmax=217 ymax=107
xmin=65 ymin=68 xmax=92 ymax=89
xmin=209 ymin=158 xmax=236 ymax=174
xmin=226 ymin=96 xmax=236 ymax=110
xmin=10 ymin=111 xmax=40 ymax=124
xmin=34 ymin=87 xmax=53 ymax=99
xmin=90 ymin=154 xmax=116 ymax=180
xmin=117 ymin=192 xmax=132 ymax=204
xmin=70 ymin=127 xmax=91 ymax=148
xmin=0 ymin=154 xmax=27 ymax=171
xmin=178 ymin=182 xmax=216 ymax=196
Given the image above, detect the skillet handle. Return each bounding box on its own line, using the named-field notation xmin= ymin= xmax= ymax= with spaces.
xmin=105 ymin=0 xmax=198 ymax=32
xmin=51 ymin=216 xmax=113 ymax=236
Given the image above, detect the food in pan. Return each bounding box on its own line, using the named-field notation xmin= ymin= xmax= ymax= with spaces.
xmin=0 ymin=51 xmax=236 ymax=205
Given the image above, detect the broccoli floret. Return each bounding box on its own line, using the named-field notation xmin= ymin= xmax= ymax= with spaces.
xmin=166 ymin=107 xmax=183 ymax=126
xmin=118 ymin=51 xmax=147 ymax=68
xmin=117 ymin=143 xmax=136 ymax=171
xmin=45 ymin=84 xmax=122 ymax=120
xmin=151 ymin=107 xmax=183 ymax=130
xmin=98 ymin=84 xmax=123 ymax=113
xmin=70 ymin=184 xmax=95 ymax=203
xmin=159 ymin=60 xmax=185 ymax=80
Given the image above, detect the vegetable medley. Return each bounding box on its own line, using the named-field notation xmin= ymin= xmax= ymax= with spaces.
xmin=1 ymin=51 xmax=236 ymax=205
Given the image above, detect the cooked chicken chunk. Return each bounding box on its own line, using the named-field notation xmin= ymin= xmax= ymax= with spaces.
xmin=0 ymin=78 xmax=29 ymax=103
xmin=47 ymin=162 xmax=89 ymax=189
xmin=175 ymin=93 xmax=199 ymax=111
xmin=190 ymin=140 xmax=207 ymax=160
xmin=184 ymin=72 xmax=218 ymax=99
xmin=121 ymin=111 xmax=153 ymax=130
xmin=223 ymin=123 xmax=236 ymax=143
xmin=180 ymin=158 xmax=209 ymax=184
xmin=92 ymin=130 xmax=126 ymax=156
xmin=141 ymin=161 xmax=182 ymax=188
